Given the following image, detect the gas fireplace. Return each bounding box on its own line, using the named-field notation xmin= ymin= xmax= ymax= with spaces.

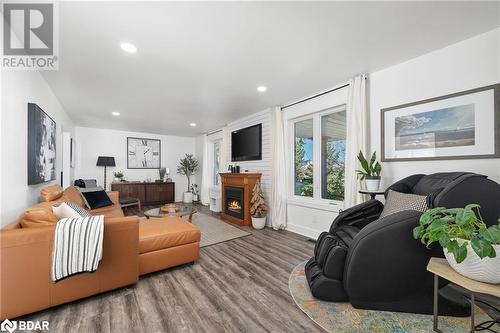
xmin=220 ymin=173 xmax=261 ymax=226
xmin=224 ymin=186 xmax=244 ymax=219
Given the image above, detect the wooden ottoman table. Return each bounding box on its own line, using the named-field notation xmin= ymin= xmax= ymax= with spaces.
xmin=138 ymin=216 xmax=201 ymax=275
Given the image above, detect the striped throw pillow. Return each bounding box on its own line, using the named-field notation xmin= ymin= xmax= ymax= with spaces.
xmin=53 ymin=202 xmax=91 ymax=219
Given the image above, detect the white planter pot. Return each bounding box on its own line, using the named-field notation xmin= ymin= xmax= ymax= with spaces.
xmin=365 ymin=178 xmax=381 ymax=191
xmin=183 ymin=192 xmax=193 ymax=203
xmin=444 ymin=238 xmax=500 ymax=284
xmin=252 ymin=216 xmax=266 ymax=229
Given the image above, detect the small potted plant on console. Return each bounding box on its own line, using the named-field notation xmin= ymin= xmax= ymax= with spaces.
xmin=177 ymin=154 xmax=199 ymax=203
xmin=114 ymin=171 xmax=124 ymax=182
xmin=413 ymin=204 xmax=500 ymax=283
xmin=356 ymin=150 xmax=382 ymax=191
xmin=250 ymin=180 xmax=267 ymax=229
xmin=157 ymin=167 xmax=167 ymax=182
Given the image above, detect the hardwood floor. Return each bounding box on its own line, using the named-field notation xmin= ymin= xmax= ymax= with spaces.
xmin=19 ymin=207 xmax=323 ymax=333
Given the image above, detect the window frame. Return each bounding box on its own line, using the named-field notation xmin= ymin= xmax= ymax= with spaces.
xmin=288 ymin=105 xmax=346 ymax=207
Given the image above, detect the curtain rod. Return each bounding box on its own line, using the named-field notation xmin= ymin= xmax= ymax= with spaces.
xmin=281 ymin=83 xmax=350 ymax=110
xmin=206 ymin=129 xmax=223 ymax=136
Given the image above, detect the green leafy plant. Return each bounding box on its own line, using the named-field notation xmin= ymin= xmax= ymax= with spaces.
xmin=114 ymin=171 xmax=124 ymax=179
xmin=158 ymin=167 xmax=167 ymax=181
xmin=177 ymin=154 xmax=199 ymax=191
xmin=355 ymin=151 xmax=382 ymax=180
xmin=413 ymin=204 xmax=500 ymax=263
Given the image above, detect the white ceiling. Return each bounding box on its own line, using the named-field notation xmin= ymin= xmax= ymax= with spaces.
xmin=41 ymin=1 xmax=500 ymax=137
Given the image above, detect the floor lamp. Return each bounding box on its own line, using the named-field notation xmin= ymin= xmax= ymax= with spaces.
xmin=96 ymin=156 xmax=115 ymax=191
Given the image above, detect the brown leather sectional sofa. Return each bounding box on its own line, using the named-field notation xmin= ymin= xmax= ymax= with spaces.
xmin=0 ymin=185 xmax=200 ymax=320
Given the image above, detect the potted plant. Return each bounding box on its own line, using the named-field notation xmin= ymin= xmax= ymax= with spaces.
xmin=157 ymin=167 xmax=167 ymax=182
xmin=113 ymin=171 xmax=124 ymax=182
xmin=413 ymin=204 xmax=500 ymax=283
xmin=177 ymin=154 xmax=199 ymax=203
xmin=356 ymin=150 xmax=382 ymax=191
xmin=250 ymin=180 xmax=267 ymax=229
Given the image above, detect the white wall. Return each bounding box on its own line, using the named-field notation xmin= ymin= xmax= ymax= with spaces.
xmin=225 ymin=109 xmax=273 ymax=225
xmin=74 ymin=127 xmax=196 ymax=201
xmin=370 ymin=28 xmax=500 ymax=187
xmin=1 ymin=71 xmax=75 ymax=226
xmin=281 ymin=28 xmax=500 ymax=239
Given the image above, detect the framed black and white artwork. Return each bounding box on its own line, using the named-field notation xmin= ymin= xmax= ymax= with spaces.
xmin=381 ymin=84 xmax=500 ymax=161
xmin=28 ymin=103 xmax=56 ymax=185
xmin=127 ymin=137 xmax=161 ymax=169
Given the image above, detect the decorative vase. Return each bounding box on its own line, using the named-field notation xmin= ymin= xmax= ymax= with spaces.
xmin=183 ymin=192 xmax=193 ymax=203
xmin=365 ymin=177 xmax=381 ymax=191
xmin=251 ymin=216 xmax=266 ymax=229
xmin=444 ymin=238 xmax=500 ymax=284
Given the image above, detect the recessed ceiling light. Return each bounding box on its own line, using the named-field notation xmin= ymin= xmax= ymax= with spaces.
xmin=257 ymin=86 xmax=267 ymax=93
xmin=111 ymin=111 xmax=120 ymax=116
xmin=120 ymin=42 xmax=137 ymax=53
xmin=189 ymin=123 xmax=197 ymax=127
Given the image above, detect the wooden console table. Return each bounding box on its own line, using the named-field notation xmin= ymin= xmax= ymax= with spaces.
xmin=427 ymin=257 xmax=500 ymax=333
xmin=111 ymin=181 xmax=175 ymax=206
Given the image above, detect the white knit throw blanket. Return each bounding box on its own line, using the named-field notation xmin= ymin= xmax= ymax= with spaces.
xmin=51 ymin=215 xmax=104 ymax=282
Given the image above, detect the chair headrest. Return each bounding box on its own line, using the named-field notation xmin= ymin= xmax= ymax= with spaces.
xmin=412 ymin=172 xmax=479 ymax=196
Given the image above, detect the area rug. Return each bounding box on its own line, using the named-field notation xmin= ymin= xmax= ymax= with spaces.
xmin=191 ymin=212 xmax=251 ymax=247
xmin=289 ymin=261 xmax=492 ymax=333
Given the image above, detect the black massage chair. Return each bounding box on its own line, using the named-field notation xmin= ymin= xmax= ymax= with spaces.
xmin=305 ymin=172 xmax=500 ymax=315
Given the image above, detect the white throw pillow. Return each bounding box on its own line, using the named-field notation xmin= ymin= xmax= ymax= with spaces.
xmin=53 ymin=202 xmax=89 ymax=219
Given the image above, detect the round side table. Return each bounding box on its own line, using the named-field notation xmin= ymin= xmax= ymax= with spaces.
xmin=358 ymin=189 xmax=385 ymax=200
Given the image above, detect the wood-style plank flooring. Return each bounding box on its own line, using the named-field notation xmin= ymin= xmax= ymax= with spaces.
xmin=19 ymin=206 xmax=323 ymax=333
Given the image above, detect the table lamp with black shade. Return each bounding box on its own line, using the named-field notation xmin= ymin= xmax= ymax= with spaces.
xmin=96 ymin=156 xmax=115 ymax=191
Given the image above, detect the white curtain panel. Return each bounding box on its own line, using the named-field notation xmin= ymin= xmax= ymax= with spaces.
xmin=219 ymin=126 xmax=228 ymax=172
xmin=271 ymin=106 xmax=287 ymax=230
xmin=200 ymin=134 xmax=211 ymax=205
xmin=344 ymin=74 xmax=369 ymax=208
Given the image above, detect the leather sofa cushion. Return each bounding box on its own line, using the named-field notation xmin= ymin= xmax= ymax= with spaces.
xmin=40 ymin=185 xmax=64 ymax=202
xmin=138 ymin=218 xmax=201 ymax=254
xmin=20 ymin=207 xmax=58 ymax=228
xmin=61 ymin=186 xmax=85 ymax=207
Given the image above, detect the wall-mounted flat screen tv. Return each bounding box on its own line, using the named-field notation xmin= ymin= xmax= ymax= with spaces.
xmin=231 ymin=123 xmax=262 ymax=161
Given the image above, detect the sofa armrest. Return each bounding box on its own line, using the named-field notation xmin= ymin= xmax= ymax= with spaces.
xmin=329 ymin=200 xmax=384 ymax=232
xmin=107 ymin=191 xmax=120 ymax=205
xmin=343 ymin=210 xmax=437 ymax=302
xmin=0 ymin=216 xmax=140 ymax=319
xmin=1 ymin=227 xmax=53 ymax=319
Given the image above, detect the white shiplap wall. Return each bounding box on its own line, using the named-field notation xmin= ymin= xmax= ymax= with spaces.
xmin=225 ymin=108 xmax=273 ymax=225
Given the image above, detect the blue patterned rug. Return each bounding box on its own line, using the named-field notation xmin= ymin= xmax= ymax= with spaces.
xmin=289 ymin=261 xmax=492 ymax=333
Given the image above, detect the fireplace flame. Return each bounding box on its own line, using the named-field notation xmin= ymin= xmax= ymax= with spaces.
xmin=228 ymin=200 xmax=241 ymax=211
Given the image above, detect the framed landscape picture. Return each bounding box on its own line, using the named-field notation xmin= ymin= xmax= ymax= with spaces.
xmin=381 ymin=84 xmax=500 ymax=161
xmin=127 ymin=137 xmax=161 ymax=169
xmin=28 ymin=103 xmax=56 ymax=185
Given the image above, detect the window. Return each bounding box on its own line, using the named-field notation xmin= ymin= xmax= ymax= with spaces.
xmin=290 ymin=107 xmax=346 ymax=203
xmin=213 ymin=140 xmax=221 ymax=186
xmin=321 ymin=111 xmax=346 ymax=200
xmin=294 ymin=119 xmax=314 ymax=197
